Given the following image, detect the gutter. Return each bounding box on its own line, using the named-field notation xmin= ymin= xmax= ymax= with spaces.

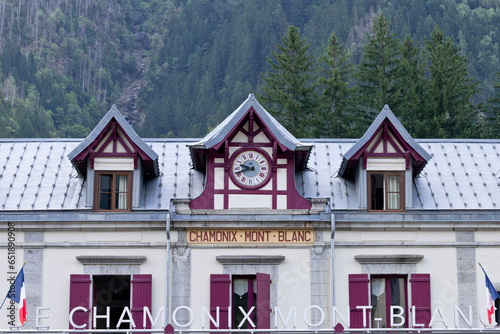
xmin=166 ymin=212 xmax=171 ymax=326
xmin=330 ymin=213 xmax=335 ymax=310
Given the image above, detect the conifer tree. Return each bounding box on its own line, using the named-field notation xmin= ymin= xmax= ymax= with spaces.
xmin=425 ymin=26 xmax=479 ymax=138
xmin=356 ymin=14 xmax=400 ymax=119
xmin=318 ymin=32 xmax=359 ymax=138
xmin=392 ymin=35 xmax=427 ymax=137
xmin=259 ymin=25 xmax=318 ymax=138
xmin=487 ymin=71 xmax=500 ymax=138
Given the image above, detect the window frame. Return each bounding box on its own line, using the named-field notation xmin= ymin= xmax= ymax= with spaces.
xmin=349 ymin=273 xmax=430 ymax=329
xmin=94 ymin=171 xmax=133 ymax=211
xmin=367 ymin=171 xmax=405 ymax=212
xmin=92 ymin=275 xmax=131 ymax=330
xmin=210 ymin=273 xmax=270 ymax=329
xmin=232 ymin=275 xmax=257 ymax=329
xmin=370 ymin=274 xmax=408 ymax=329
xmin=69 ymin=274 xmax=152 ymax=330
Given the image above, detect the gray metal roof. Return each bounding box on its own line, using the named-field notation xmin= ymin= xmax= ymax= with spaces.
xmin=1 ymin=138 xmax=500 ymax=212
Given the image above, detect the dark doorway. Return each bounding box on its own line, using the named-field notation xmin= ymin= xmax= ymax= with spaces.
xmin=93 ymin=275 xmax=131 ymax=329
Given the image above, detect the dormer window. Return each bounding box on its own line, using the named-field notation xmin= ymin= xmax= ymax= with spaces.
xmin=68 ymin=105 xmax=159 ymax=211
xmin=339 ymin=105 xmax=432 ymax=212
xmin=368 ymin=171 xmax=404 ymax=211
xmin=95 ymin=172 xmax=132 ymax=211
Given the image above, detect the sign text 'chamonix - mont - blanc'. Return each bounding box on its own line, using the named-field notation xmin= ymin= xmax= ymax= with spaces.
xmin=22 ymin=304 xmax=499 ymax=330
xmin=186 ymin=229 xmax=314 ymax=245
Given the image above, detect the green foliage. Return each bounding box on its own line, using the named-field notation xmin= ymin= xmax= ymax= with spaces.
xmin=486 ymin=71 xmax=500 ymax=137
xmin=424 ymin=26 xmax=480 ymax=138
xmin=317 ymin=32 xmax=359 ymax=138
xmin=259 ymin=25 xmax=319 ymax=138
xmin=0 ymin=0 xmax=500 ymax=139
xmin=391 ymin=35 xmax=428 ymax=137
xmin=356 ymin=14 xmax=400 ymax=116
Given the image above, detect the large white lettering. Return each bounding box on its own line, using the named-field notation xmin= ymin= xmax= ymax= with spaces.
xmin=36 ymin=307 xmax=50 ymax=329
xmin=144 ymin=306 xmax=165 ymax=328
xmin=93 ymin=306 xmax=110 ymax=329
xmin=411 ymin=306 xmax=424 ymax=328
xmin=237 ymin=306 xmax=256 ymax=328
xmin=332 ymin=306 xmax=350 ymax=328
xmin=390 ymin=306 xmax=405 ymax=327
xmin=454 ymin=306 xmax=472 ymax=328
xmin=68 ymin=306 xmax=88 ymax=329
xmin=303 ymin=305 xmax=324 ymax=327
xmin=479 ymin=306 xmax=498 ymax=328
xmin=429 ymin=306 xmax=448 ymax=328
xmin=356 ymin=305 xmax=372 ymax=328
xmin=172 ymin=306 xmax=194 ymax=328
xmin=60 ymin=304 xmax=500 ymax=330
xmin=116 ymin=307 xmax=135 ymax=329
xmin=274 ymin=306 xmax=296 ymax=328
xmin=201 ymin=306 xmax=219 ymax=329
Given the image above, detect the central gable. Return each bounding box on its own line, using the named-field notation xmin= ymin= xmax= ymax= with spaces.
xmin=189 ymin=94 xmax=312 ymax=211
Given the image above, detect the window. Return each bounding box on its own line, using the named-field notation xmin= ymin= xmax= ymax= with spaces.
xmin=69 ymin=274 xmax=151 ymax=330
xmin=210 ymin=273 xmax=270 ymax=329
xmin=94 ymin=172 xmax=132 ymax=211
xmin=349 ymin=273 xmax=430 ymax=329
xmin=371 ymin=276 xmax=407 ymax=328
xmin=233 ymin=276 xmax=257 ymax=329
xmin=93 ymin=275 xmax=131 ymax=329
xmin=368 ymin=172 xmax=404 ymax=211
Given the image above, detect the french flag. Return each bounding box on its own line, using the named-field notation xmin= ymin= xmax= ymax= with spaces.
xmin=7 ymin=267 xmax=27 ymax=326
xmin=481 ymin=265 xmax=500 ymax=325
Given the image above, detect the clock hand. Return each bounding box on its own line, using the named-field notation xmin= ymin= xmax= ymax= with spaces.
xmin=236 ymin=164 xmax=250 ymax=173
xmin=241 ymin=163 xmax=255 ymax=171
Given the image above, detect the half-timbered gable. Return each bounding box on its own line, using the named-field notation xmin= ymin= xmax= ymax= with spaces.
xmin=339 ymin=105 xmax=431 ymax=211
xmin=189 ymin=94 xmax=312 ymax=210
xmin=68 ymin=105 xmax=159 ymax=210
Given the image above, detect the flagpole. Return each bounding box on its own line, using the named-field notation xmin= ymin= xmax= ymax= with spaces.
xmin=0 ymin=295 xmax=7 ymax=310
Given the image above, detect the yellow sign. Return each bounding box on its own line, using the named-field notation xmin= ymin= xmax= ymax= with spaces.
xmin=186 ymin=229 xmax=314 ymax=245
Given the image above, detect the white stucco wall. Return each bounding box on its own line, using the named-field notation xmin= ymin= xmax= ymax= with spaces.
xmin=334 ymin=229 xmax=459 ymax=329
xmin=188 ymin=246 xmax=313 ymax=329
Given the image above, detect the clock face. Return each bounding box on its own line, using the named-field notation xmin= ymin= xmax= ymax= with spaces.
xmin=231 ymin=148 xmax=271 ymax=189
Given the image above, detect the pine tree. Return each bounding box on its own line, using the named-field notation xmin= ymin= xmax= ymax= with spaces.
xmin=425 ymin=26 xmax=479 ymax=138
xmin=318 ymin=32 xmax=359 ymax=138
xmin=392 ymin=35 xmax=428 ymax=137
xmin=487 ymin=71 xmax=500 ymax=138
xmin=356 ymin=14 xmax=400 ymax=119
xmin=259 ymin=25 xmax=318 ymax=138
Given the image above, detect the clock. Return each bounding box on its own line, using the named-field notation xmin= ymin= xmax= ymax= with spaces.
xmin=230 ymin=148 xmax=271 ymax=189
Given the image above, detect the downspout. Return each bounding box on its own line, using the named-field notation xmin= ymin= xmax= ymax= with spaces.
xmin=330 ymin=213 xmax=335 ymax=310
xmin=166 ymin=212 xmax=171 ymax=326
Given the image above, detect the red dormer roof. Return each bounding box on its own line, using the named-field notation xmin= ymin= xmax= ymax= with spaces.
xmin=188 ymin=94 xmax=312 ymax=172
xmin=67 ymin=105 xmax=159 ymax=177
xmin=340 ymin=105 xmax=432 ymax=178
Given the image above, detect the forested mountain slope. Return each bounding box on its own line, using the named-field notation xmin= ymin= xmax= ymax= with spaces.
xmin=0 ymin=0 xmax=499 ymax=138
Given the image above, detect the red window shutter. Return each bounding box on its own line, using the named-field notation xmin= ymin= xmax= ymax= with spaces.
xmin=410 ymin=273 xmax=431 ymax=328
xmin=69 ymin=274 xmax=91 ymax=329
xmin=210 ymin=274 xmax=231 ymax=329
xmin=132 ymin=274 xmax=152 ymax=330
xmin=348 ymin=274 xmax=370 ymax=329
xmin=256 ymin=273 xmax=271 ymax=329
